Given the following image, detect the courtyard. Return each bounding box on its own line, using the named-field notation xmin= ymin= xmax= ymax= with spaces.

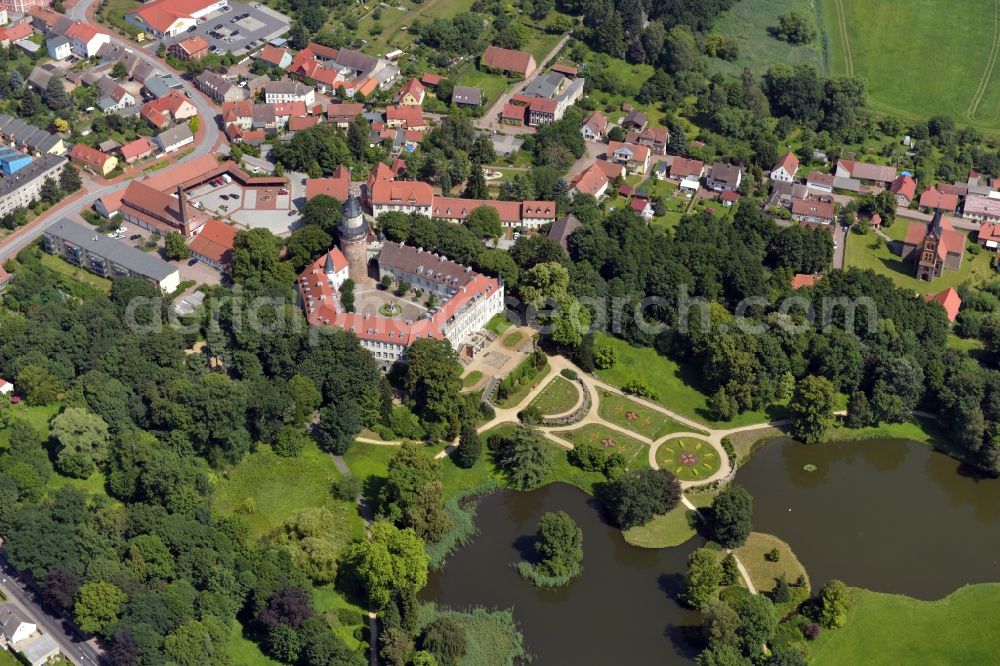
xmin=185 ymin=180 xmax=297 ymax=235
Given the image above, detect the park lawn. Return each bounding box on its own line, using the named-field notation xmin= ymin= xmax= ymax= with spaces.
xmin=622 ymin=502 xmax=698 ymax=548
xmin=461 ymin=370 xmax=484 ymax=388
xmin=500 ymin=330 xmax=525 ymax=349
xmin=655 ymin=438 xmax=722 ymax=482
xmin=819 ymin=0 xmax=1000 ymax=129
xmin=709 ymin=0 xmax=824 ymax=77
xmin=496 ymin=362 xmax=551 ymax=409
xmin=593 ymin=333 xmax=786 ymax=428
xmin=810 ymin=584 xmax=1000 ymax=665
xmin=733 ymin=532 xmax=810 ymax=594
xmin=551 ymin=423 xmax=650 ymax=470
xmin=485 ymin=313 xmax=512 ymax=335
xmin=845 ymin=231 xmax=994 ymax=294
xmin=226 ymin=621 xmax=282 ymax=666
xmin=311 ymin=586 xmax=368 ymax=651
xmin=528 ymin=375 xmax=579 ymax=416
xmin=597 ymin=389 xmax=694 ymax=440
xmin=0 ymin=403 xmax=59 ymax=448
xmin=213 ymin=442 xmax=365 ymax=542
xmin=40 ymin=253 xmax=112 ymax=294
xmin=823 ymin=413 xmax=946 ymax=446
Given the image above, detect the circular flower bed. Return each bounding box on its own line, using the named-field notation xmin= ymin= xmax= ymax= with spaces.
xmin=379 ymin=302 xmax=402 ymax=317
xmin=655 ymin=438 xmax=722 ymax=482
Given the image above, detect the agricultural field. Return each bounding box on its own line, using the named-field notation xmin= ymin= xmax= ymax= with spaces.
xmin=820 ymin=0 xmax=1000 ymax=130
xmin=709 ymin=0 xmax=825 ymax=76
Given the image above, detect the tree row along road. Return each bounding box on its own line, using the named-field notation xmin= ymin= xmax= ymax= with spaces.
xmin=0 ymin=0 xmax=222 ymax=264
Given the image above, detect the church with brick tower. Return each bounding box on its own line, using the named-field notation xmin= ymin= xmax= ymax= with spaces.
xmin=900 ymin=210 xmax=965 ymax=282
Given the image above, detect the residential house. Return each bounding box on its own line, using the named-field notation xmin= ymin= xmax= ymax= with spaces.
xmin=622 ymin=109 xmax=647 ymax=131
xmin=480 ymin=45 xmax=536 ymax=78
xmin=670 ymin=157 xmax=704 ymax=191
xmin=429 ymin=197 xmax=556 ymax=230
xmin=919 ymin=186 xmax=959 ymax=213
xmin=890 ymin=174 xmax=916 ymax=206
xmin=0 ymin=20 xmax=32 ymax=46
xmin=144 ymin=74 xmax=185 ymax=100
xmin=630 ymin=196 xmax=653 ymax=221
xmin=770 ymin=151 xmax=799 ymax=183
xmin=141 ymin=90 xmax=197 ymax=128
xmin=569 ymin=161 xmax=623 ymax=199
xmin=790 ymin=199 xmax=836 ymax=225
xmin=370 ymin=178 xmax=434 ymax=216
xmin=306 ymin=165 xmax=350 ymax=201
xmin=156 ymin=124 xmax=194 ymax=153
xmin=626 ymin=126 xmax=668 ymax=156
xmin=70 ymin=143 xmax=117 ymax=176
xmin=194 ymin=71 xmax=246 ymax=104
xmin=222 ymin=100 xmax=254 ymax=129
xmin=548 ymin=213 xmax=581 ymax=253
xmin=607 ymin=141 xmax=651 ymax=174
xmin=395 ymin=78 xmax=424 ymax=105
xmin=263 ymin=79 xmax=315 ymax=106
xmin=963 ymin=194 xmax=1000 ymax=223
xmin=517 ymin=71 xmax=584 ymax=124
xmin=0 ymin=377 xmax=11 ymax=394
xmin=580 ymin=110 xmax=607 ymax=141
xmin=835 ymin=159 xmax=897 ymax=187
xmin=385 ymin=105 xmax=426 ymax=131
xmin=289 ymin=44 xmax=399 ymax=96
xmin=188 ymin=218 xmax=236 ymax=271
xmin=978 ymin=221 xmax=1000 ymax=257
xmin=806 ymin=170 xmax=834 ymax=194
xmin=64 ymin=22 xmax=109 ymax=58
xmin=126 ymin=0 xmax=228 ymax=38
xmin=500 ymin=103 xmax=524 ymax=126
xmin=420 ymin=73 xmax=444 ymax=87
xmin=44 ymin=218 xmax=181 ymax=291
xmin=900 ymin=210 xmax=965 ymax=281
xmin=0 ymin=603 xmax=61 ymax=666
xmin=271 ymin=101 xmax=308 ymax=127
xmin=256 ymin=44 xmax=292 ymax=70
xmin=46 ymin=34 xmax=70 ymax=59
xmin=925 ymin=288 xmax=962 ymax=323
xmin=168 ymin=35 xmax=208 ymax=61
xmin=720 ymin=190 xmax=740 ymax=207
xmin=451 ymin=85 xmax=482 ymax=107
xmin=707 ymin=162 xmax=742 ymax=192
xmin=119 ymin=136 xmax=155 ymax=163
xmin=326 ymin=102 xmax=364 ymax=129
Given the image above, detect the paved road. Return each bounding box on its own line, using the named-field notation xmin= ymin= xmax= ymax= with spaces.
xmin=0 ymin=0 xmax=222 ymax=263
xmin=833 ymin=223 xmax=847 ymax=269
xmin=0 ymin=555 xmax=102 ymax=666
xmin=474 ymin=33 xmax=571 ymax=133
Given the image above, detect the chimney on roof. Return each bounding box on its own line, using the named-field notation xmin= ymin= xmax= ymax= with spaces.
xmin=176 ymin=185 xmax=187 ymax=225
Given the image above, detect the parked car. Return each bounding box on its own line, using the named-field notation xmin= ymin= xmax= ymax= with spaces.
xmin=130 ymin=234 xmax=141 ymax=240
xmin=278 ymin=188 xmax=288 ymax=195
xmin=214 ymin=23 xmax=223 ymax=29
xmin=187 ymin=25 xmax=196 ymax=32
xmin=116 ymin=227 xmax=127 ymax=234
xmin=188 ymin=258 xmax=198 ymax=266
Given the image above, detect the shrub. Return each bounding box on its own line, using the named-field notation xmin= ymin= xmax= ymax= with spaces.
xmin=454 ymin=425 xmax=482 ymax=469
xmin=771 ymin=574 xmax=792 ymax=603
xmin=765 ymin=548 xmax=780 ymax=562
xmin=272 ymin=425 xmax=309 ymax=457
xmin=567 ymin=442 xmax=605 ymax=472
xmin=421 ymin=617 xmax=466 ymax=666
xmin=720 ymin=553 xmax=740 ymax=586
xmin=622 ymin=378 xmax=658 ymax=401
xmin=517 ymin=405 xmax=542 ymax=424
xmin=804 ymin=623 xmax=821 ymax=640
xmin=593 ymin=344 xmax=618 ymax=370
xmin=721 ymin=437 xmax=736 ymax=469
xmin=560 ymin=368 xmax=577 ymax=380
xmin=332 ymin=475 xmax=362 ymax=501
xmin=479 ymin=401 xmax=495 ymax=421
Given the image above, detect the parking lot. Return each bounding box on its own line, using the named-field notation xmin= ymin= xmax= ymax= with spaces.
xmin=160 ymin=2 xmax=290 ymax=56
xmin=186 ymin=178 xmax=297 ymax=236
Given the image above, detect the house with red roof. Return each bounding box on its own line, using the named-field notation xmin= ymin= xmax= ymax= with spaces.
xmin=306 ymin=165 xmax=351 ymax=201
xmin=125 ymin=0 xmax=226 ymax=38
xmin=978 ymin=220 xmax=1000 ymax=256
xmin=188 ymin=219 xmax=237 ymax=271
xmin=720 ymin=190 xmax=740 ymax=207
xmin=791 ymin=274 xmax=820 ymax=289
xmin=70 ymin=143 xmax=118 ymax=177
xmin=395 ymin=78 xmax=425 ymax=105
xmin=480 ymin=45 xmax=537 ymax=78
xmin=256 ymin=44 xmax=292 ymax=70
xmin=630 ymin=197 xmax=653 ymax=221
xmin=140 ymin=90 xmax=197 ymax=129
xmin=919 ymin=186 xmax=959 ymax=213
xmin=385 ymin=105 xmax=426 ymax=131
xmin=168 ymin=35 xmax=209 ymax=61
xmin=65 ymin=22 xmax=110 ymax=57
xmin=670 ymin=157 xmax=704 ymax=191
xmin=770 ymin=152 xmax=799 ymax=183
xmin=890 ymin=174 xmax=916 ymax=206
xmin=0 ymin=265 xmax=11 ymax=289
xmin=119 ymin=136 xmax=155 ymax=164
xmin=326 ymin=102 xmax=365 ymax=129
xmin=607 ymin=141 xmax=651 ymax=174
xmin=901 ymin=210 xmax=965 ymax=281
xmin=626 ymin=126 xmax=669 ymax=156
xmin=0 ymin=21 xmax=33 ymax=45
xmin=420 ymin=73 xmax=444 ymax=87
xmin=0 ymin=377 xmax=13 ymax=396
xmin=580 ymin=110 xmax=607 ymax=141
xmin=501 ymin=103 xmax=524 ymax=126
xmin=791 ymin=199 xmax=835 ymax=225
xmin=925 ymin=288 xmax=961 ymax=323
xmin=569 ymin=163 xmax=612 ymax=199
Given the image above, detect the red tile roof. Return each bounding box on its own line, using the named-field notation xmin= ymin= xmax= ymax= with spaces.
xmin=326 ymin=102 xmax=364 ymax=121
xmin=925 ymin=288 xmax=961 ymax=322
xmin=370 ymin=179 xmax=435 ymax=207
xmin=120 ymin=136 xmax=155 ymax=162
xmin=173 ymin=35 xmax=208 ymax=57
xmin=258 ymin=45 xmax=289 ymax=67
xmin=551 ymin=63 xmax=578 ymax=76
xmin=288 ymin=115 xmax=319 ymax=131
xmin=481 ymin=45 xmax=535 ymax=76
xmin=128 ymin=0 xmax=218 ymax=33
xmin=570 ymin=164 xmax=609 ymax=196
xmin=306 ymin=166 xmax=350 ymax=201
xmin=607 ymin=141 xmax=651 ymax=164
xmin=791 ymin=199 xmax=835 ymax=220
xmin=420 ymin=73 xmax=444 ymax=86
xmin=791 ymin=273 xmax=820 ymax=289
xmin=398 ymin=78 xmax=424 ymax=101
xmin=773 ymin=151 xmax=799 ymax=175
xmin=385 ymin=104 xmax=425 ymax=128
xmin=501 ymin=103 xmax=524 ymax=121
xmin=670 ymin=157 xmax=704 ymax=179
xmin=70 ymin=143 xmax=114 ymax=171
xmin=188 ymin=219 xmax=236 ymax=267
xmin=890 ymin=174 xmax=916 ymax=201
xmin=919 ymin=186 xmax=959 ymax=211
xmin=0 ymin=22 xmax=33 ymax=42
xmin=720 ymin=190 xmax=740 ymax=203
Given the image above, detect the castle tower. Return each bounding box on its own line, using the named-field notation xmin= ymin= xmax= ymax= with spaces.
xmin=339 ymin=191 xmax=369 ymax=285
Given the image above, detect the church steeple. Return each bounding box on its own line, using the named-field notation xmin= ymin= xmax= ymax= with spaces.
xmin=323 ymin=252 xmax=334 ymax=274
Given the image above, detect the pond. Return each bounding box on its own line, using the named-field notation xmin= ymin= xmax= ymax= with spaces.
xmin=423 ymin=483 xmax=703 ymax=665
xmin=737 ymin=437 xmax=1000 ymax=600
